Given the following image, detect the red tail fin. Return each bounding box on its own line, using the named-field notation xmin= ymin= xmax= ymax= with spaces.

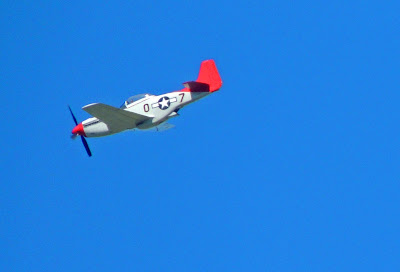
xmin=196 ymin=60 xmax=222 ymax=92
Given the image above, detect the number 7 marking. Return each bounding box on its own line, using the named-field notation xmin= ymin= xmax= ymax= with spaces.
xmin=179 ymin=93 xmax=185 ymax=102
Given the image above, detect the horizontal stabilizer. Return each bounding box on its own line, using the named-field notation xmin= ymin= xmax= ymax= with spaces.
xmin=183 ymin=81 xmax=210 ymax=92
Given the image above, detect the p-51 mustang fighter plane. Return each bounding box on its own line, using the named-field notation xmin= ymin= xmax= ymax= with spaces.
xmin=69 ymin=59 xmax=222 ymax=156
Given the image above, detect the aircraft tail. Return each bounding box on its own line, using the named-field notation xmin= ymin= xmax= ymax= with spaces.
xmin=183 ymin=60 xmax=222 ymax=93
xmin=196 ymin=59 xmax=222 ymax=92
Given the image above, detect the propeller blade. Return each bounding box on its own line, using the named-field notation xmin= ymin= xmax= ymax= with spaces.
xmin=68 ymin=105 xmax=78 ymax=125
xmin=80 ymin=135 xmax=92 ymax=157
xmin=69 ymin=105 xmax=92 ymax=157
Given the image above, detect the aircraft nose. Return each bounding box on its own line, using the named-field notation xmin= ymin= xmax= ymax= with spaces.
xmin=72 ymin=123 xmax=86 ymax=136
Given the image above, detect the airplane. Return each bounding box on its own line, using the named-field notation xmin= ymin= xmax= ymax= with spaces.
xmin=69 ymin=59 xmax=222 ymax=157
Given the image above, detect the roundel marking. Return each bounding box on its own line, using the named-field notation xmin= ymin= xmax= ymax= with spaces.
xmin=158 ymin=96 xmax=171 ymax=110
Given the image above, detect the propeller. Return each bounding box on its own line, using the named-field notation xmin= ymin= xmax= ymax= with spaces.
xmin=68 ymin=105 xmax=92 ymax=157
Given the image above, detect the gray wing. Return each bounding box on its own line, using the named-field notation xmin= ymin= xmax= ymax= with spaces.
xmin=82 ymin=103 xmax=150 ymax=131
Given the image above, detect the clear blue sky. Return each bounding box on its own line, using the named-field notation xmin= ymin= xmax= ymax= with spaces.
xmin=1 ymin=1 xmax=399 ymax=271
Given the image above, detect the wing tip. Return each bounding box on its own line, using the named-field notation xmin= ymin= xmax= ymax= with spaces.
xmin=82 ymin=103 xmax=99 ymax=110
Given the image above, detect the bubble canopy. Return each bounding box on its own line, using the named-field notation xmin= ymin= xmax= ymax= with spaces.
xmin=120 ymin=93 xmax=152 ymax=109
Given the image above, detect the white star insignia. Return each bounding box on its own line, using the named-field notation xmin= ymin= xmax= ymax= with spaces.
xmin=159 ymin=97 xmax=170 ymax=109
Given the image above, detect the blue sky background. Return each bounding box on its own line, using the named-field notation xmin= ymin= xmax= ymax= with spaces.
xmin=1 ymin=1 xmax=399 ymax=271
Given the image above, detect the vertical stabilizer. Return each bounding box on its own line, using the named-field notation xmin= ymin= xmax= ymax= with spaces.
xmin=196 ymin=60 xmax=222 ymax=92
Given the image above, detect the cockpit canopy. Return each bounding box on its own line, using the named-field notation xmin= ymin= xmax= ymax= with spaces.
xmin=120 ymin=93 xmax=152 ymax=109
